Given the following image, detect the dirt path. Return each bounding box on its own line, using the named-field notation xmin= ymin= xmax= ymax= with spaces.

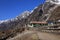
xmin=7 ymin=30 xmax=60 ymax=40
xmin=36 ymin=31 xmax=60 ymax=40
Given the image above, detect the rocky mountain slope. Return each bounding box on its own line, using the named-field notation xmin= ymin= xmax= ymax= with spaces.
xmin=27 ymin=0 xmax=60 ymax=22
xmin=0 ymin=11 xmax=31 ymax=39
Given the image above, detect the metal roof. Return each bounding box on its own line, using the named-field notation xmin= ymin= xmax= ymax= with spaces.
xmin=30 ymin=21 xmax=47 ymax=24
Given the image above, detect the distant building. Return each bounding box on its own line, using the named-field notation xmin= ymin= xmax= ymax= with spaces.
xmin=27 ymin=21 xmax=60 ymax=29
xmin=28 ymin=21 xmax=48 ymax=27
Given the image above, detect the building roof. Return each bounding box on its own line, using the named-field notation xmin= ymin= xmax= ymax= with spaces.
xmin=30 ymin=21 xmax=47 ymax=24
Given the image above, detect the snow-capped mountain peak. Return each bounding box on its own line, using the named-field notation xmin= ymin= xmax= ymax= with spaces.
xmin=46 ymin=0 xmax=60 ymax=5
xmin=31 ymin=6 xmax=38 ymax=13
xmin=0 ymin=19 xmax=9 ymax=24
xmin=17 ymin=10 xmax=31 ymax=19
xmin=0 ymin=10 xmax=31 ymax=24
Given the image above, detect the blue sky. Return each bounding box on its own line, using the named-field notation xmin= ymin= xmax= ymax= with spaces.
xmin=0 ymin=0 xmax=45 ymax=20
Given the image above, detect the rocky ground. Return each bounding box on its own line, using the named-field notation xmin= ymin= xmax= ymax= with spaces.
xmin=7 ymin=30 xmax=60 ymax=40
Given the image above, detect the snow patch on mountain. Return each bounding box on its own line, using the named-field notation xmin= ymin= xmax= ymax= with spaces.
xmin=0 ymin=19 xmax=9 ymax=24
xmin=0 ymin=10 xmax=31 ymax=24
xmin=31 ymin=6 xmax=38 ymax=13
xmin=17 ymin=11 xmax=31 ymax=19
xmin=46 ymin=0 xmax=60 ymax=5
